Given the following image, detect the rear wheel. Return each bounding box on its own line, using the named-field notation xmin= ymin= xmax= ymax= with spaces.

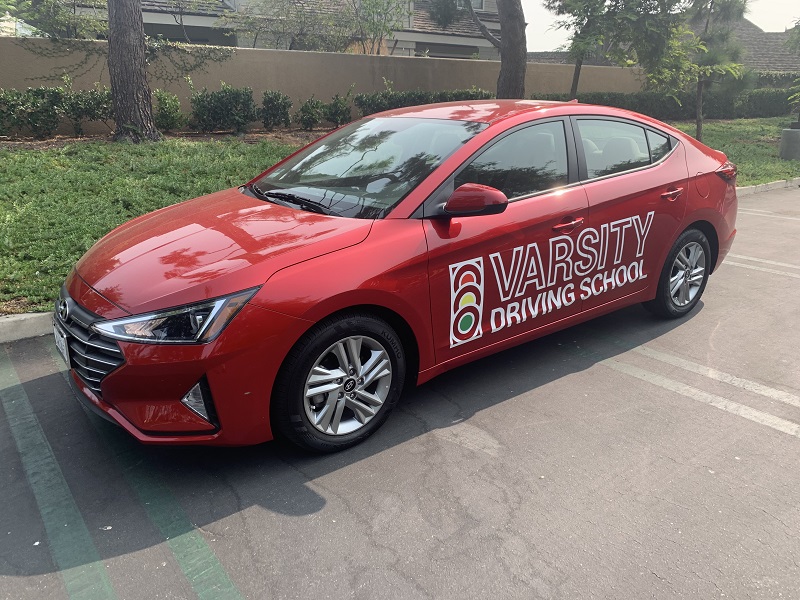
xmin=644 ymin=228 xmax=711 ymax=319
xmin=271 ymin=312 xmax=406 ymax=452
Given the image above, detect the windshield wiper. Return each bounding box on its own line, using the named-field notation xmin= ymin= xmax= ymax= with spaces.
xmin=248 ymin=184 xmax=337 ymax=216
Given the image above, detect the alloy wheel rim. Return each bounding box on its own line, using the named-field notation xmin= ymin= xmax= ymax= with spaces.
xmin=669 ymin=241 xmax=706 ymax=307
xmin=303 ymin=335 xmax=392 ymax=435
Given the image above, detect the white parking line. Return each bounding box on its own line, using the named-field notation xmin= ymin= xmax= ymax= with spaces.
xmin=632 ymin=346 xmax=800 ymax=410
xmin=738 ymin=209 xmax=800 ymax=222
xmin=724 ymin=261 xmax=800 ymax=280
xmin=727 ymin=254 xmax=800 ymax=270
xmin=737 ymin=208 xmax=774 ymax=214
xmin=602 ymin=359 xmax=800 ymax=439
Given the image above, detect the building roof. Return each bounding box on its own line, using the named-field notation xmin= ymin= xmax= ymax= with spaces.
xmin=730 ymin=19 xmax=799 ymax=72
xmin=140 ymin=0 xmax=233 ymax=18
xmin=406 ymin=0 xmax=501 ymax=39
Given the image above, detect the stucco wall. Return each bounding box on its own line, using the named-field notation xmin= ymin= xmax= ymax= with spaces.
xmin=0 ymin=37 xmax=643 ymax=133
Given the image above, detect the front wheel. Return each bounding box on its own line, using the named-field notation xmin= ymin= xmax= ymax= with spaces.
xmin=644 ymin=228 xmax=711 ymax=319
xmin=271 ymin=312 xmax=406 ymax=452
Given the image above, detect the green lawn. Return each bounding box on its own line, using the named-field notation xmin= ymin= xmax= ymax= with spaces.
xmin=670 ymin=117 xmax=800 ymax=186
xmin=2 ymin=117 xmax=799 ymax=314
xmin=0 ymin=139 xmax=295 ymax=313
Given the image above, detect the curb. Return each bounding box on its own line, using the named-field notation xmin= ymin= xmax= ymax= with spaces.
xmin=735 ymin=176 xmax=800 ymax=197
xmin=2 ymin=177 xmax=800 ymax=345
xmin=0 ymin=312 xmax=53 ymax=344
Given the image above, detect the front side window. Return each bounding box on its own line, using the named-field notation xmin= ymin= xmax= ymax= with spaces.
xmin=255 ymin=117 xmax=486 ymax=219
xmin=577 ymin=119 xmax=651 ymax=179
xmin=455 ymin=121 xmax=569 ymax=199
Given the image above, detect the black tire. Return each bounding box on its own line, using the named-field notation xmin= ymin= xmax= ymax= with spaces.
xmin=644 ymin=228 xmax=711 ymax=319
xmin=271 ymin=312 xmax=406 ymax=452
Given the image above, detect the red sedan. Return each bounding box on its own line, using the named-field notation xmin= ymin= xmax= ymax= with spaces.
xmin=53 ymin=100 xmax=738 ymax=451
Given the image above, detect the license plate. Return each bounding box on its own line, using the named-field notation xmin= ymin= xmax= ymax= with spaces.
xmin=53 ymin=323 xmax=70 ymax=368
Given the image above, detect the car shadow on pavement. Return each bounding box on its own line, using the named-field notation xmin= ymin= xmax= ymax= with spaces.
xmin=0 ymin=303 xmax=700 ymax=576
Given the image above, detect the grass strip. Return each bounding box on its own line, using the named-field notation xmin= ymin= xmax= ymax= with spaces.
xmin=0 ymin=138 xmax=295 ymax=313
xmin=670 ymin=117 xmax=800 ymax=186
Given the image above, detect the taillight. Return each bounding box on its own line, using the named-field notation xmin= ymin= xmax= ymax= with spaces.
xmin=716 ymin=161 xmax=737 ymax=182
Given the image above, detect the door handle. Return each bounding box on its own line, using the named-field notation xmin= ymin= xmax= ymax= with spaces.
xmin=552 ymin=217 xmax=585 ymax=232
xmin=661 ymin=187 xmax=684 ymax=201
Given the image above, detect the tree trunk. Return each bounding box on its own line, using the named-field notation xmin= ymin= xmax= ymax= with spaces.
xmin=695 ymin=78 xmax=704 ymax=142
xmin=107 ymin=0 xmax=161 ymax=142
xmin=569 ymin=56 xmax=583 ymax=98
xmin=495 ymin=0 xmax=527 ymax=99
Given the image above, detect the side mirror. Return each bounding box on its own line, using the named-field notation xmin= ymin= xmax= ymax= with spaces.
xmin=440 ymin=183 xmax=508 ymax=217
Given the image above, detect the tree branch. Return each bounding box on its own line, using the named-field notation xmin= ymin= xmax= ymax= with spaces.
xmin=466 ymin=1 xmax=501 ymax=50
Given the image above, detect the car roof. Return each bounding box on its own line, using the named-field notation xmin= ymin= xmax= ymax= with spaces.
xmin=369 ymin=99 xmax=695 ymax=143
xmin=370 ymin=99 xmax=577 ymax=124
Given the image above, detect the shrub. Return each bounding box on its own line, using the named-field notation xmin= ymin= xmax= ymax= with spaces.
xmin=153 ymin=89 xmax=187 ymax=132
xmin=755 ymin=71 xmax=800 ymax=89
xmin=354 ymin=86 xmax=494 ymax=116
xmin=296 ymin=96 xmax=325 ymax=130
xmin=17 ymin=87 xmax=64 ymax=139
xmin=260 ymin=90 xmax=292 ymax=130
xmin=698 ymin=92 xmax=735 ymax=120
xmin=533 ymin=91 xmax=692 ymax=120
xmin=789 ymin=78 xmax=800 ymax=125
xmin=61 ymin=84 xmax=114 ymax=136
xmin=0 ymin=89 xmax=23 ymax=136
xmin=1 ymin=84 xmax=113 ymax=138
xmin=324 ymin=86 xmax=354 ymax=127
xmin=189 ymin=81 xmax=257 ymax=133
xmin=733 ymin=88 xmax=791 ymax=118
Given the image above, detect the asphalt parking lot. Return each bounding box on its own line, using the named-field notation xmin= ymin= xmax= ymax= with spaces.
xmin=2 ymin=186 xmax=799 ymax=600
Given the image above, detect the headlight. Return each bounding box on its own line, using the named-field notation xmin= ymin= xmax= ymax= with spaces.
xmin=91 ymin=287 xmax=260 ymax=344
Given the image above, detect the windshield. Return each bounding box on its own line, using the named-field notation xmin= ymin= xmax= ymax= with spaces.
xmin=253 ymin=117 xmax=487 ymax=219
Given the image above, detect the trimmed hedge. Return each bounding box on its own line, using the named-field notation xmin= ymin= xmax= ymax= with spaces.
xmin=2 ymin=81 xmax=791 ymax=140
xmin=260 ymin=90 xmax=292 ymax=130
xmin=0 ymin=85 xmax=113 ymax=139
xmin=354 ymin=87 xmax=494 ymax=116
xmin=533 ymin=89 xmax=791 ymax=120
xmin=324 ymin=86 xmax=355 ymax=127
xmin=153 ymin=89 xmax=188 ymax=133
xmin=295 ymin=97 xmax=325 ymax=131
xmin=189 ymin=82 xmax=257 ymax=133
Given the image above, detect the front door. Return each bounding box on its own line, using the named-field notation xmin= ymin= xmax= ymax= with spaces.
xmin=425 ymin=119 xmax=589 ymax=365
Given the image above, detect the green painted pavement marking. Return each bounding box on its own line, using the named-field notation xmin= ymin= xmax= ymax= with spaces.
xmin=0 ymin=345 xmax=117 ymax=600
xmin=94 ymin=427 xmax=245 ymax=600
xmin=42 ymin=338 xmax=244 ymax=600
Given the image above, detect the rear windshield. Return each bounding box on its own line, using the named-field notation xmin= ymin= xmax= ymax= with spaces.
xmin=254 ymin=117 xmax=487 ymax=219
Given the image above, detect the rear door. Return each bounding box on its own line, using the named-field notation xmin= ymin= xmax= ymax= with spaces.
xmin=424 ymin=119 xmax=589 ymax=364
xmin=571 ymin=117 xmax=689 ymax=310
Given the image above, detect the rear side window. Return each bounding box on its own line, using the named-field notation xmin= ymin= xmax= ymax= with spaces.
xmin=647 ymin=129 xmax=671 ymax=162
xmin=455 ymin=121 xmax=569 ymax=199
xmin=577 ymin=120 xmax=651 ymax=179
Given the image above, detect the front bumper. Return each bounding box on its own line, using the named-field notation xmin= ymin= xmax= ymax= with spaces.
xmin=60 ymin=277 xmax=313 ymax=446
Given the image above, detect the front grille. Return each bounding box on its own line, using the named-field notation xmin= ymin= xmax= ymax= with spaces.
xmin=55 ymin=290 xmax=125 ymax=397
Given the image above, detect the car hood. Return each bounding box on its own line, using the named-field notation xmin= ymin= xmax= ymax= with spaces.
xmin=75 ymin=188 xmax=373 ymax=315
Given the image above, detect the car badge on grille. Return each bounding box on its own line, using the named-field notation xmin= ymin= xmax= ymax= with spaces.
xmin=57 ymin=298 xmax=69 ymax=321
